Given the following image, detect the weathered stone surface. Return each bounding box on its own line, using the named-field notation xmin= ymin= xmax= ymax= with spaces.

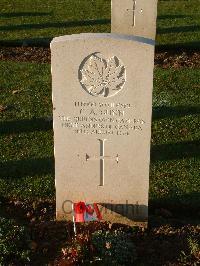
xmin=51 ymin=33 xmax=155 ymax=225
xmin=111 ymin=0 xmax=158 ymax=40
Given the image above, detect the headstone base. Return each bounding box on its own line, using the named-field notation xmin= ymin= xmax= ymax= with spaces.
xmin=56 ymin=206 xmax=148 ymax=228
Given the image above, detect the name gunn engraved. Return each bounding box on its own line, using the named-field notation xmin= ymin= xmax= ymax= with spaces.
xmin=59 ymin=101 xmax=146 ymax=136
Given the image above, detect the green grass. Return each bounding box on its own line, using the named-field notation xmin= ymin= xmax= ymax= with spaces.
xmin=151 ymin=68 xmax=200 ymax=213
xmin=0 ymin=62 xmax=54 ymax=199
xmin=157 ymin=0 xmax=200 ymax=48
xmin=0 ymin=0 xmax=199 ymax=48
xmin=0 ymin=61 xmax=199 ymax=214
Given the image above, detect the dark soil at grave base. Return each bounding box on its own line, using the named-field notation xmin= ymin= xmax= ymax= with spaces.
xmin=0 ymin=46 xmax=200 ymax=68
xmin=1 ymin=198 xmax=200 ymax=265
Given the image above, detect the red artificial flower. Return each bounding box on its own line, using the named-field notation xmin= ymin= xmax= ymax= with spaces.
xmin=86 ymin=205 xmax=94 ymax=215
xmin=74 ymin=202 xmax=86 ymax=214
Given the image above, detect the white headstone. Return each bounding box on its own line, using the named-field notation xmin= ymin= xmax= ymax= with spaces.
xmin=51 ymin=33 xmax=155 ymax=226
xmin=111 ymin=0 xmax=158 ymax=40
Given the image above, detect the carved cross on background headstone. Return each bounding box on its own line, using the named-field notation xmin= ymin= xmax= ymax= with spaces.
xmin=112 ymin=0 xmax=158 ymax=40
xmin=86 ymin=139 xmax=119 ymax=186
xmin=126 ymin=0 xmax=137 ymax=26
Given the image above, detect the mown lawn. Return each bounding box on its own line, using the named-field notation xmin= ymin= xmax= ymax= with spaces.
xmin=0 ymin=61 xmax=199 ymax=216
xmin=0 ymin=1 xmax=199 ymax=264
xmin=0 ymin=0 xmax=199 ymax=48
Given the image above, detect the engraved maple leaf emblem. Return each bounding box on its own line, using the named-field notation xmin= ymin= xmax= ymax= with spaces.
xmin=79 ymin=53 xmax=126 ymax=98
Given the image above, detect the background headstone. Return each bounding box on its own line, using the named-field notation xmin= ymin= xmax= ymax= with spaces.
xmin=51 ymin=34 xmax=155 ymax=226
xmin=111 ymin=0 xmax=158 ymax=40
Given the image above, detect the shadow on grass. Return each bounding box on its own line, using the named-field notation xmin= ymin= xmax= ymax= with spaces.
xmin=151 ymin=140 xmax=200 ymax=162
xmin=0 ymin=12 xmax=52 ymax=18
xmin=0 ymin=18 xmax=110 ymax=32
xmin=0 ymin=37 xmax=52 ymax=47
xmin=0 ymin=118 xmax=52 ymax=135
xmin=0 ymin=140 xmax=199 ymax=179
xmin=156 ymin=41 xmax=200 ymax=51
xmin=0 ymin=157 xmax=54 ymax=179
xmin=0 ymin=38 xmax=199 ymax=50
xmin=157 ymin=14 xmax=193 ymax=20
xmin=157 ymin=25 xmax=200 ymax=34
xmin=152 ymin=105 xmax=200 ymax=120
xmin=149 ymin=191 xmax=200 ymax=219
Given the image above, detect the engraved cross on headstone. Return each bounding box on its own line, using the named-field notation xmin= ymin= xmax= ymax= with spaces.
xmin=126 ymin=0 xmax=137 ymax=26
xmin=86 ymin=139 xmax=119 ymax=186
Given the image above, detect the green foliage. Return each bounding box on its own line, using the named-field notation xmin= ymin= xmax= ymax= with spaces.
xmin=0 ymin=0 xmax=199 ymax=47
xmin=0 ymin=217 xmax=31 ymax=265
xmin=91 ymin=229 xmax=137 ymax=265
xmin=59 ymin=229 xmax=137 ymax=265
xmin=61 ymin=233 xmax=91 ymax=264
xmin=179 ymin=236 xmax=200 ymax=265
xmin=188 ymin=236 xmax=200 ymax=257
